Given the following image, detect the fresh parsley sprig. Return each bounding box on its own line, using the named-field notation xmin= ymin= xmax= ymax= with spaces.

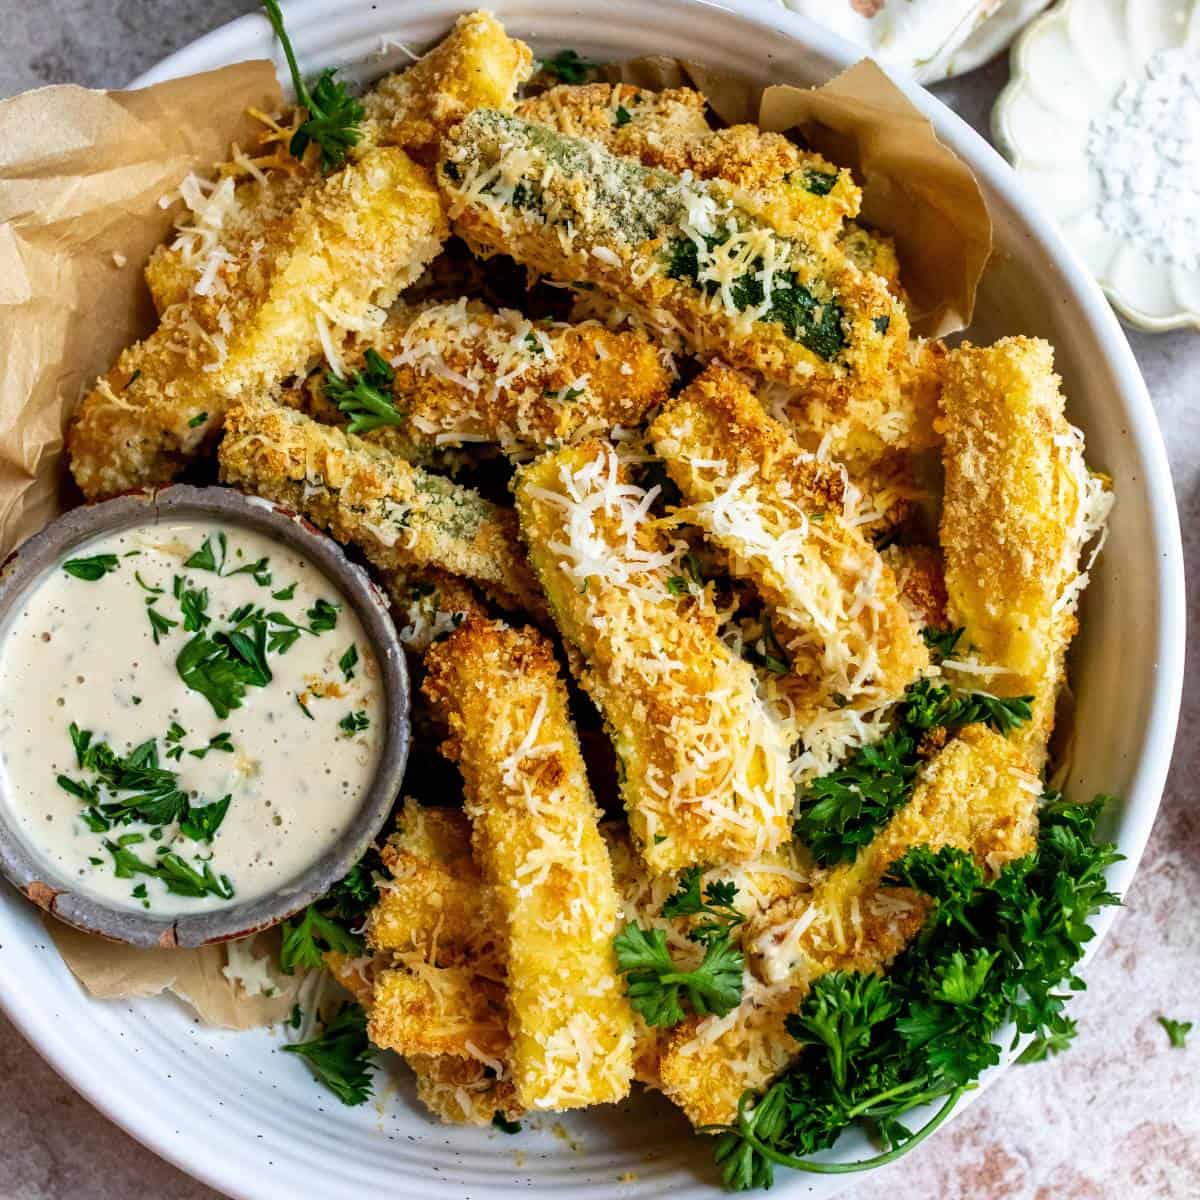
xmin=708 ymin=797 xmax=1122 ymax=1190
xmin=261 ymin=0 xmax=364 ymax=172
xmin=278 ymin=847 xmax=383 ymax=974
xmin=325 ymin=349 xmax=404 ymax=435
xmin=794 ymin=678 xmax=1035 ymax=866
xmin=282 ymin=1003 xmax=376 ymax=1104
xmin=614 ymin=866 xmax=746 ymax=1027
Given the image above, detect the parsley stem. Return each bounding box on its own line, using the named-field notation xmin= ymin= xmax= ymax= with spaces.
xmin=261 ymin=0 xmax=312 ymax=113
xmin=732 ymin=1086 xmax=965 ymax=1175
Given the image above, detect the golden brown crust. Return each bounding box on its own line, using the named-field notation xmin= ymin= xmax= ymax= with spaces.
xmin=362 ymin=11 xmax=534 ymax=163
xmin=649 ymin=362 xmax=928 ymax=712
xmin=516 ymin=83 xmax=861 ymax=248
xmin=937 ymin=337 xmax=1101 ymax=767
xmin=69 ymin=148 xmax=447 ymax=500
xmin=423 ymin=618 xmax=635 ymax=1109
xmin=657 ymin=724 xmax=1040 ymax=1127
xmin=514 ymin=440 xmax=794 ymax=872
xmin=217 ymin=396 xmax=542 ymax=613
xmin=298 ymin=300 xmax=671 ymax=458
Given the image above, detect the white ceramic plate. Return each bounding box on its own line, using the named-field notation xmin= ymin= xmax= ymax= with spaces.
xmin=993 ymin=0 xmax=1200 ymax=331
xmin=0 ymin=2 xmax=1185 ymax=1198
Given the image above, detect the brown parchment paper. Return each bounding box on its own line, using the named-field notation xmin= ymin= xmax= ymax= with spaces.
xmin=0 ymin=49 xmax=987 ymax=1027
xmin=0 ymin=61 xmax=281 ymax=559
xmin=48 ymin=920 xmax=305 ymax=1029
xmin=609 ymin=56 xmax=991 ymax=336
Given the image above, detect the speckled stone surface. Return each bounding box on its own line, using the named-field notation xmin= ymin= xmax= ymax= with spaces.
xmin=0 ymin=5 xmax=1196 ymax=1198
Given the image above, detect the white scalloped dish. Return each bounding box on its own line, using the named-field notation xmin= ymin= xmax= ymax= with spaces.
xmin=994 ymin=0 xmax=1200 ymax=331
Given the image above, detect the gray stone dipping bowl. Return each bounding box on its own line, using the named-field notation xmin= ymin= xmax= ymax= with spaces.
xmin=0 ymin=484 xmax=410 ymax=949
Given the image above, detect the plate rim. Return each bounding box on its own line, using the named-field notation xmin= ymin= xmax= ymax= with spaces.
xmin=0 ymin=1 xmax=1186 ymax=1197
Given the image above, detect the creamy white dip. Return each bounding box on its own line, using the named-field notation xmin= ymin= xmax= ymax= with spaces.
xmin=0 ymin=519 xmax=383 ymax=914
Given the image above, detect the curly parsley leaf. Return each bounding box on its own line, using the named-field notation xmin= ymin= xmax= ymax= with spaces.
xmin=326 ymin=348 xmax=404 ymax=434
xmin=795 ymin=679 xmax=1035 ymax=866
xmin=261 ymin=0 xmax=363 ymax=172
xmin=543 ymin=48 xmax=595 ymax=84
xmin=1157 ymin=1017 xmax=1192 ymax=1049
xmin=615 ymin=870 xmax=745 ymax=1026
xmin=711 ymin=798 xmax=1122 ymax=1190
xmin=282 ymin=1003 xmax=376 ymax=1105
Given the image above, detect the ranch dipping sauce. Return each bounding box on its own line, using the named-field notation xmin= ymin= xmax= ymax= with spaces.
xmin=0 ymin=519 xmax=383 ymax=914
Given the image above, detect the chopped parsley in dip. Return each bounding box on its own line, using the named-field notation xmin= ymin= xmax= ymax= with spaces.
xmin=0 ymin=520 xmax=383 ymax=914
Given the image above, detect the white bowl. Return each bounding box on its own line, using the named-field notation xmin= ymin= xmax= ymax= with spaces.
xmin=0 ymin=2 xmax=1185 ymax=1198
xmin=993 ymin=0 xmax=1200 ymax=331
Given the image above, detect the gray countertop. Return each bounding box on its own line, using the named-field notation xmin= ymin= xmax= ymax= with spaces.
xmin=1 ymin=3 xmax=1196 ymax=1198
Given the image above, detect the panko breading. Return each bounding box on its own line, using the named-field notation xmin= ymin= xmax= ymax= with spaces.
xmin=378 ymin=566 xmax=489 ymax=654
xmin=515 ymin=83 xmax=861 ymax=249
xmin=409 ymin=1054 xmax=523 ymax=1126
xmin=218 ymin=396 xmax=542 ymax=612
xmin=937 ymin=337 xmax=1111 ymax=767
xmin=440 ymin=110 xmax=907 ymax=409
xmin=649 ymin=362 xmax=927 ymax=713
xmin=839 ymin=222 xmax=906 ymax=306
xmin=883 ymin=543 xmax=950 ymax=632
xmin=367 ymin=801 xmax=499 ymax=960
xmin=360 ymin=800 xmax=521 ymax=1120
xmin=514 ymin=440 xmax=794 ymax=873
xmin=657 ymin=723 xmax=1040 ymax=1127
xmin=69 ymin=148 xmax=447 ymax=500
xmin=424 ymin=619 xmax=635 ymax=1110
xmin=144 ymin=169 xmax=313 ymax=317
xmin=360 ymin=11 xmax=533 ymax=163
xmin=300 ymin=299 xmax=672 ymax=458
xmin=369 ymin=965 xmax=510 ymax=1060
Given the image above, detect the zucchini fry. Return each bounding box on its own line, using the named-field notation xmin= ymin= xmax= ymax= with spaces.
xmin=361 ymin=10 xmax=534 ymax=163
xmin=303 ymin=299 xmax=672 ymax=458
xmin=423 ymin=618 xmax=635 ymax=1110
xmin=657 ymin=723 xmax=1040 ymax=1126
xmin=440 ymin=110 xmax=906 ymax=409
xmin=649 ymin=363 xmax=927 ymax=714
xmin=937 ymin=338 xmax=1111 ymax=767
xmin=605 ymin=824 xmax=813 ymax=1089
xmin=361 ymin=799 xmax=521 ymax=1121
xmin=514 ymin=440 xmax=793 ymax=872
xmin=218 ymin=395 xmax=542 ymax=613
xmin=378 ymin=567 xmax=489 ymax=654
xmin=515 ymin=83 xmax=860 ymax=249
xmin=69 ymin=148 xmax=447 ymax=501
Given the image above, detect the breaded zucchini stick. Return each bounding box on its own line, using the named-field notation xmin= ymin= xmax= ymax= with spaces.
xmin=657 ymin=723 xmax=1040 ymax=1126
xmin=605 ymin=824 xmax=813 ymax=1089
xmin=218 ymin=395 xmax=542 ymax=612
xmin=359 ymin=799 xmax=521 ymax=1121
xmin=515 ymin=83 xmax=860 ymax=250
xmin=377 ymin=566 xmax=489 ymax=654
xmin=514 ymin=440 xmax=794 ymax=872
xmin=360 ymin=10 xmax=533 ymax=162
xmin=423 ymin=618 xmax=635 ymax=1110
xmin=302 ymin=299 xmax=672 ymax=458
xmin=937 ymin=338 xmax=1111 ymax=767
xmin=70 ymin=148 xmax=447 ymax=500
xmin=440 ymin=111 xmax=907 ymax=410
xmin=883 ymin=544 xmax=950 ymax=632
xmin=649 ymin=363 xmax=927 ymax=713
